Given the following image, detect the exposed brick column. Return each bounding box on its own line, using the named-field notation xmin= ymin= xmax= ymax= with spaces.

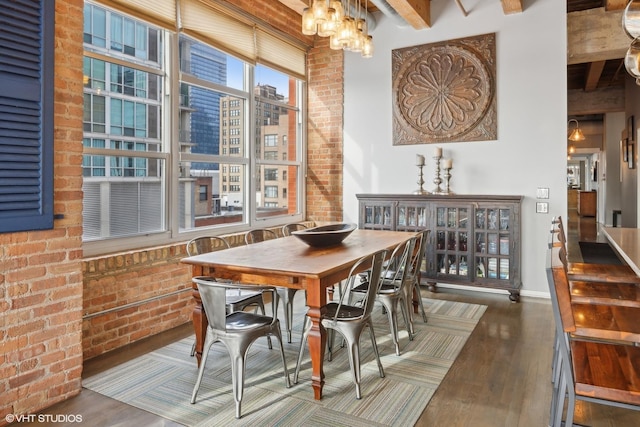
xmin=306 ymin=37 xmax=344 ymax=222
xmin=0 ymin=0 xmax=85 ymax=423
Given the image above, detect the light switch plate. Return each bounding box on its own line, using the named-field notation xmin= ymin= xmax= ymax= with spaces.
xmin=536 ymin=187 xmax=549 ymax=199
xmin=536 ymin=202 xmax=549 ymax=214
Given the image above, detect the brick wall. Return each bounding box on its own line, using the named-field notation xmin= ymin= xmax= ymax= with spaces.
xmin=82 ymin=244 xmax=193 ymax=359
xmin=306 ymin=37 xmax=345 ymax=222
xmin=81 ymin=224 xmax=302 ymax=360
xmin=0 ymin=0 xmax=85 ymax=423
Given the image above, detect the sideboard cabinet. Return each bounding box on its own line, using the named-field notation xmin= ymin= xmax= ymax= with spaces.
xmin=357 ymin=194 xmax=523 ymax=301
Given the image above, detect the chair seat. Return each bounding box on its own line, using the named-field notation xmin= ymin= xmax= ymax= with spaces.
xmin=226 ymin=311 xmax=274 ymax=330
xmin=378 ymin=281 xmax=401 ymax=294
xmin=352 ymin=280 xmax=399 ymax=294
xmin=324 ymin=302 xmax=365 ymax=320
xmin=567 ymin=262 xmax=640 ymax=283
xmin=571 ymin=340 xmax=640 ymax=406
xmin=570 ymin=280 xmax=640 ymax=308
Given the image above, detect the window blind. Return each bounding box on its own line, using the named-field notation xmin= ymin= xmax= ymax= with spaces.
xmin=179 ymin=0 xmax=257 ymax=65
xmin=98 ymin=0 xmax=307 ymax=80
xmin=101 ymin=0 xmax=177 ymax=29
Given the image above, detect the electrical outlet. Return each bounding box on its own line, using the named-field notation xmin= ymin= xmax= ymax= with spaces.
xmin=536 ymin=202 xmax=549 ymax=214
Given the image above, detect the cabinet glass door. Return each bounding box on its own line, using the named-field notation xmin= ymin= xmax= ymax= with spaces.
xmin=397 ymin=204 xmax=427 ymax=230
xmin=475 ymin=207 xmax=511 ymax=281
xmin=434 ymin=206 xmax=470 ymax=279
xmin=362 ymin=203 xmax=392 ymax=230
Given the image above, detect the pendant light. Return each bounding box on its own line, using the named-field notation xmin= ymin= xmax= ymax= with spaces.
xmin=568 ymin=119 xmax=586 ymax=142
xmin=301 ymin=0 xmax=374 ymax=58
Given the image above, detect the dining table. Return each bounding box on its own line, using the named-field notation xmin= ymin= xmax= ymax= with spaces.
xmin=181 ymin=228 xmax=415 ymax=400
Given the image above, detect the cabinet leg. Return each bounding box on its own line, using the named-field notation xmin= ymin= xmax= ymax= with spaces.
xmin=427 ymin=281 xmax=438 ymax=293
xmin=508 ymin=290 xmax=520 ymax=303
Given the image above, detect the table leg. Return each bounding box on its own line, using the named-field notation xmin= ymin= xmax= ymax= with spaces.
xmin=306 ymin=282 xmax=327 ymax=400
xmin=191 ymin=265 xmax=207 ymax=366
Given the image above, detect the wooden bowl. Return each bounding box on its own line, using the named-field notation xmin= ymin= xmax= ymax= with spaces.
xmin=291 ymin=223 xmax=357 ymax=248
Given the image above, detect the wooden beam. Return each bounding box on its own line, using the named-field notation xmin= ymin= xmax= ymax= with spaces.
xmin=384 ymin=0 xmax=431 ymax=29
xmin=584 ymin=60 xmax=606 ymax=92
xmin=605 ymin=0 xmax=628 ymax=12
xmin=277 ymin=0 xmax=306 ymax=15
xmin=568 ymin=86 xmax=625 ymax=116
xmin=501 ymin=0 xmax=523 ymax=15
xmin=567 ymin=7 xmax=629 ymax=65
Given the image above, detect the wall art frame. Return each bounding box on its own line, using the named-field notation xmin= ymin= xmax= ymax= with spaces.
xmin=392 ymin=33 xmax=497 ymax=146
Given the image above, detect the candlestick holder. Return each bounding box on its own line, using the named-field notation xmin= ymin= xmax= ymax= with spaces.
xmin=432 ymin=155 xmax=445 ymax=194
xmin=443 ymin=166 xmax=454 ymax=195
xmin=413 ymin=164 xmax=429 ymax=194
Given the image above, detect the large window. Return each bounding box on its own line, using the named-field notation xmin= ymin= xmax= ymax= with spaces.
xmin=82 ymin=1 xmax=305 ymax=253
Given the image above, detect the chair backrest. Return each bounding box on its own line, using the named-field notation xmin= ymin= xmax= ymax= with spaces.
xmin=193 ymin=276 xmax=231 ymax=331
xmin=384 ymin=236 xmax=418 ymax=291
xmin=333 ymin=249 xmax=388 ymax=321
xmin=282 ymin=223 xmax=308 ymax=236
xmin=187 ymin=236 xmax=231 ymax=256
xmin=409 ymin=229 xmax=430 ymax=278
xmin=555 ymin=216 xmax=567 ymax=247
xmin=245 ymin=228 xmax=278 ymax=244
xmin=193 ymin=276 xmax=276 ymax=332
xmin=546 ymin=244 xmax=577 ymax=334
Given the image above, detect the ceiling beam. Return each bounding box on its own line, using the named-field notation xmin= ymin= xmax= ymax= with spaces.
xmin=567 ymin=7 xmax=629 ymax=65
xmin=278 ymin=0 xmax=306 ymax=15
xmin=568 ymin=86 xmax=625 ymax=115
xmin=584 ymin=60 xmax=606 ymax=92
xmin=384 ymin=0 xmax=431 ymax=29
xmin=501 ymin=0 xmax=523 ymax=15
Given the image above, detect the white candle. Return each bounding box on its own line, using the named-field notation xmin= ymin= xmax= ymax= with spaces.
xmin=443 ymin=158 xmax=453 ymax=169
xmin=416 ymin=154 xmax=425 ymax=166
xmin=434 ymin=147 xmax=442 ymax=157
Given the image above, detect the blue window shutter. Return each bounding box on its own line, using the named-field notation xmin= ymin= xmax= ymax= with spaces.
xmin=0 ymin=0 xmax=54 ymax=233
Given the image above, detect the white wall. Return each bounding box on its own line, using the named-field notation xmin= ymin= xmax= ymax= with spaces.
xmin=342 ymin=0 xmax=567 ymax=297
xmin=604 ymin=112 xmax=624 ymax=226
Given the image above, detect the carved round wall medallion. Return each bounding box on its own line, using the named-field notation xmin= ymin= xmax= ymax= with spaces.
xmin=392 ymin=33 xmax=497 ymax=145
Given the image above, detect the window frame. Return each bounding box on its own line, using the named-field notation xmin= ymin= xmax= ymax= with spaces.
xmin=81 ymin=2 xmax=306 ymax=256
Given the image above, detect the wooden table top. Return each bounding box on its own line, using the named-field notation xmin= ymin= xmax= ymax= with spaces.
xmin=181 ymin=229 xmax=415 ymax=288
xmin=602 ymin=227 xmax=640 ymax=276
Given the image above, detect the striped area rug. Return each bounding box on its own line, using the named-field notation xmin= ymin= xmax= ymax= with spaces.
xmin=84 ymin=298 xmax=486 ymax=427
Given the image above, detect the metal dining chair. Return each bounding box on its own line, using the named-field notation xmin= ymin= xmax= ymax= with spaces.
xmin=350 ymin=236 xmax=417 ymax=356
xmin=245 ymin=228 xmax=299 ymax=343
xmin=186 ymin=236 xmax=269 ymax=355
xmin=403 ymin=229 xmax=431 ymax=332
xmin=190 ymin=277 xmax=290 ymax=419
xmin=282 ymin=222 xmax=308 ymax=236
xmin=293 ymin=249 xmax=388 ymax=399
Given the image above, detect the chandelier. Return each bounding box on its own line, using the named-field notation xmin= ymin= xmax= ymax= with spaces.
xmin=301 ymin=0 xmax=374 ymax=58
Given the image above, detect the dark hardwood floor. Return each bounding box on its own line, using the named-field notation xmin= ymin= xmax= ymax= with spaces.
xmin=13 ymin=210 xmax=640 ymax=426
